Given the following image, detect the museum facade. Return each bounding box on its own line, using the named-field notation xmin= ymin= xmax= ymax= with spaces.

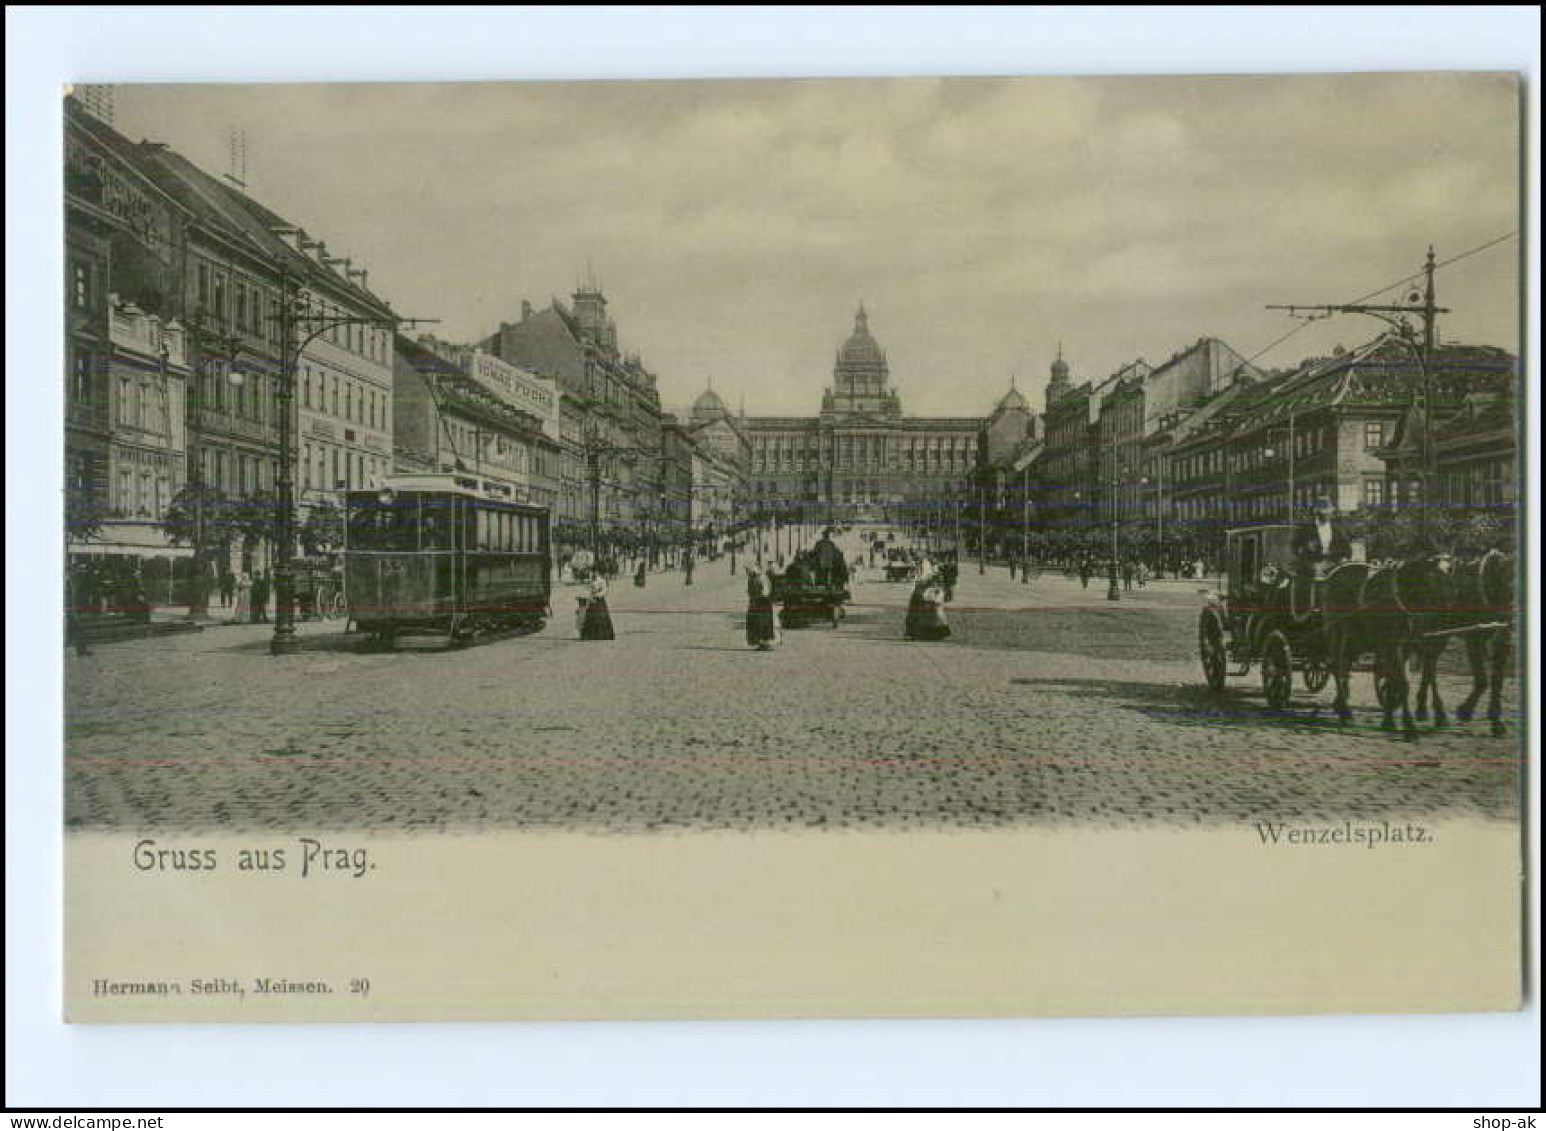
xmin=720 ymin=304 xmax=1030 ymax=527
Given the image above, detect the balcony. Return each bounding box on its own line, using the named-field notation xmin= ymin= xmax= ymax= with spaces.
xmin=109 ymin=295 xmax=188 ymax=368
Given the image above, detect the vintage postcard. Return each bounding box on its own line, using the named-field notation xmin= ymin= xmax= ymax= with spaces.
xmin=62 ymin=74 xmax=1524 ymax=1022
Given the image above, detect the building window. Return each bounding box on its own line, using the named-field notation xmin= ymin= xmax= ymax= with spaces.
xmin=1363 ymin=479 xmax=1385 ymax=508
xmin=197 ymin=263 xmax=210 ymax=310
xmin=71 ymin=351 xmax=92 ymax=404
xmin=1364 ymin=422 xmax=1385 ymax=452
xmin=72 ymin=261 xmax=91 ymax=310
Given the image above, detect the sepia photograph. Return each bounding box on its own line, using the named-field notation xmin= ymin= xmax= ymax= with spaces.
xmin=54 ymin=68 xmax=1525 ymax=1023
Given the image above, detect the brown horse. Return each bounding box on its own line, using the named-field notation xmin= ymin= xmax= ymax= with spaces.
xmin=1412 ymin=549 xmax=1515 ymax=737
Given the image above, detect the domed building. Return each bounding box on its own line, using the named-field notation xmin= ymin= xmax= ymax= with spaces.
xmin=744 ymin=303 xmax=1033 ymax=525
xmin=690 ymin=385 xmax=729 ymax=421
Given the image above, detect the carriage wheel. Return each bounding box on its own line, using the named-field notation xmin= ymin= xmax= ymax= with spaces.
xmin=1199 ymin=611 xmax=1227 ymax=693
xmin=1261 ymin=630 xmax=1293 ymax=710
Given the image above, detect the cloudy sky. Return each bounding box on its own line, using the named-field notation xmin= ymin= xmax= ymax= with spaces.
xmin=115 ymin=74 xmax=1520 ymax=418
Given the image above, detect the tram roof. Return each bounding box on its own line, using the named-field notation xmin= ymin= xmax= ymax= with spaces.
xmin=348 ymin=473 xmax=549 ymax=507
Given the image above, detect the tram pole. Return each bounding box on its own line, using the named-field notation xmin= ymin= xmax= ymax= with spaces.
xmin=271 ymin=273 xmax=299 ymax=655
xmin=266 ymin=276 xmax=435 ymax=656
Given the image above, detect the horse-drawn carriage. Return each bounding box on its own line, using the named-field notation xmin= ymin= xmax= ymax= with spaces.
xmin=1199 ymin=525 xmax=1344 ymax=710
xmin=1199 ymin=523 xmax=1515 ymax=737
xmin=771 ymin=570 xmax=849 ymax=628
xmin=883 ymin=547 xmax=915 ymax=582
xmin=292 ymin=555 xmax=345 ymax=621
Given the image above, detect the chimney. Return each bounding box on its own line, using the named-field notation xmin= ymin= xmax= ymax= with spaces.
xmin=347 ymin=267 xmax=369 ymax=291
xmin=522 ymin=300 xmax=533 ymax=320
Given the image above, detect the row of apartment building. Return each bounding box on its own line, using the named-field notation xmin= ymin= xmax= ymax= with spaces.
xmin=64 ymin=95 xmax=754 ymax=595
xmin=65 ymin=95 xmax=395 ymax=587
xmin=977 ymin=332 xmax=1519 ymax=560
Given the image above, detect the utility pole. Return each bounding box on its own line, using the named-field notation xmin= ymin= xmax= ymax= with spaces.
xmin=977 ymin=472 xmax=986 ymax=574
xmin=1268 ymin=246 xmax=1446 ymax=540
xmin=1021 ymin=464 xmax=1031 ymax=585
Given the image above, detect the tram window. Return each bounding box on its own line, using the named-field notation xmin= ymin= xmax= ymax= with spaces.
xmin=347 ymin=501 xmax=382 ymax=548
xmin=421 ymin=499 xmax=453 ymax=551
xmin=347 ymin=497 xmax=416 ymax=551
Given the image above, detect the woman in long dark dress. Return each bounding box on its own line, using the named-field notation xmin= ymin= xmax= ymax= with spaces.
xmin=579 ymin=574 xmax=615 ymax=641
xmin=744 ymin=565 xmax=779 ymax=650
xmin=904 ymin=567 xmax=951 ymax=641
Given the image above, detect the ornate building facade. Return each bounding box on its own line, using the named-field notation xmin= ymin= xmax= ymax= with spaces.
xmin=741 ymin=305 xmax=1012 ymax=529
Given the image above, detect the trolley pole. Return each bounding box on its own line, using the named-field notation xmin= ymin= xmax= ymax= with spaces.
xmin=271 ymin=277 xmax=299 ymax=655
xmin=1267 ymin=245 xmax=1447 ymax=542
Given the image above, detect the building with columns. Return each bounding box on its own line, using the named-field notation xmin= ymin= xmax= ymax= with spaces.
xmin=742 ymin=304 xmax=1018 ymax=532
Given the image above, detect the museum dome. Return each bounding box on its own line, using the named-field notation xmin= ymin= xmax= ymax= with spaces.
xmin=692 ymin=386 xmax=728 ymax=419
xmin=996 ymin=381 xmax=1030 ymax=413
xmin=837 ymin=303 xmax=886 ymax=370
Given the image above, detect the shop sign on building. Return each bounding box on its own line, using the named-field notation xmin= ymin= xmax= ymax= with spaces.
xmin=466 ymin=350 xmax=560 ymax=441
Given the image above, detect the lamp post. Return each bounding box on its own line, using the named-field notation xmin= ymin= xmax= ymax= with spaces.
xmin=1020 ymin=463 xmax=1031 ymax=585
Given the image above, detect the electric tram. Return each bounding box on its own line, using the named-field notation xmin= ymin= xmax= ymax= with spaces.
xmin=342 ymin=474 xmax=552 ymax=648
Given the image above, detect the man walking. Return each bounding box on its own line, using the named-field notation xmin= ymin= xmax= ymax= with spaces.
xmin=251 ymin=570 xmax=270 ymax=624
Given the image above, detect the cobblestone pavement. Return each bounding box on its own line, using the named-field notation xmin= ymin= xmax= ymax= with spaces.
xmin=64 ymin=537 xmax=1522 ymax=833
